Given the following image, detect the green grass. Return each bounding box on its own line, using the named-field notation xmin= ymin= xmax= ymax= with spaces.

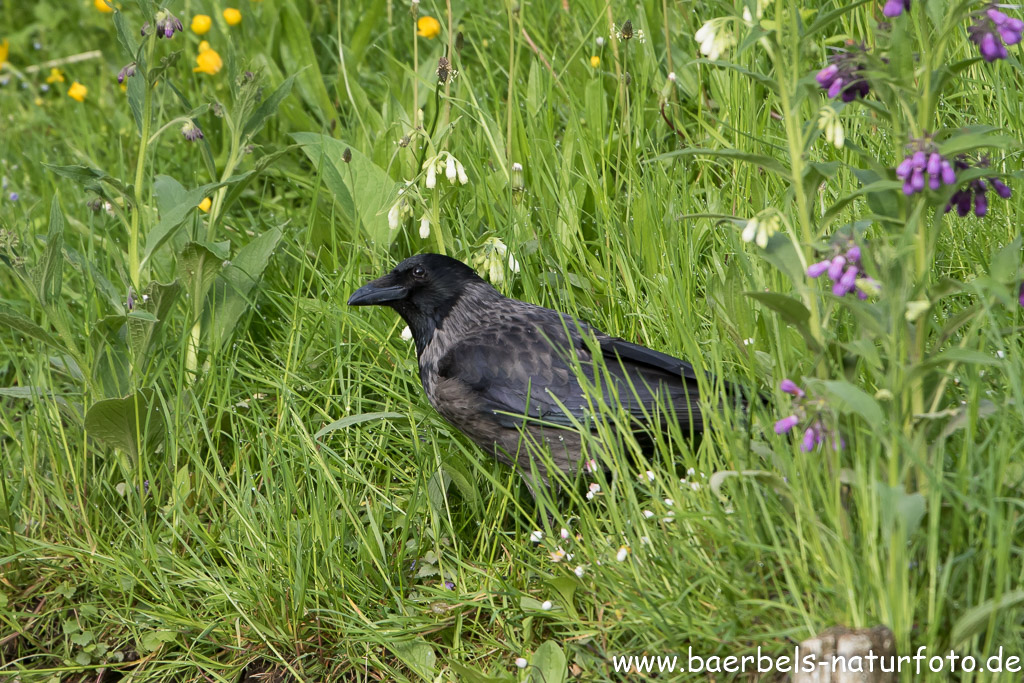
xmin=1 ymin=0 xmax=1023 ymax=680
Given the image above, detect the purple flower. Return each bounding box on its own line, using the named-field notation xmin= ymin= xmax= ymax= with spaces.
xmin=883 ymin=0 xmax=910 ymax=17
xmin=780 ymin=379 xmax=805 ymax=398
xmin=117 ymin=63 xmax=137 ymax=84
xmin=808 ymin=239 xmax=877 ymax=299
xmin=969 ymin=7 xmax=1023 ymax=62
xmin=181 ymin=121 xmax=204 ymax=142
xmin=775 ymin=415 xmax=800 ymax=434
xmin=895 ymin=137 xmax=956 ymax=196
xmin=815 ymin=45 xmax=871 ymax=102
xmin=944 ymin=156 xmax=1011 ymax=218
xmin=1019 ymin=282 xmax=1024 ymax=308
xmin=142 ymin=10 xmax=183 ymax=39
xmin=8 ymin=192 xmax=18 ymax=201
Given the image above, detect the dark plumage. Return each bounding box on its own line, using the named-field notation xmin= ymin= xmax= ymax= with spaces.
xmin=348 ymin=254 xmax=714 ymax=491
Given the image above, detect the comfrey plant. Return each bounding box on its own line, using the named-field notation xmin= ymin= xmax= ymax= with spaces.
xmin=691 ymin=0 xmax=1022 ymax=474
xmin=5 ymin=0 xmax=293 ymax=458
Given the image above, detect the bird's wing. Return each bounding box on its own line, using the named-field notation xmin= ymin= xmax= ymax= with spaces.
xmin=435 ymin=309 xmax=703 ymax=433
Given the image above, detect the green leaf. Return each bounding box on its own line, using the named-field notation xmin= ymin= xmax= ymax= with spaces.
xmin=33 ymin=197 xmax=64 ymax=306
xmin=874 ymin=481 xmax=927 ymax=544
xmin=127 ymin=280 xmax=182 ymax=358
xmin=84 ymin=388 xmax=164 ymax=457
xmin=389 ymin=639 xmax=437 ymax=681
xmin=529 ymin=641 xmax=566 ymax=683
xmin=950 ymin=590 xmax=1024 ymax=647
xmin=817 ymin=379 xmax=884 ymax=425
xmin=143 ymin=176 xmax=208 ymax=268
xmin=277 ymin=0 xmax=338 ymax=125
xmin=293 ymin=132 xmax=396 ymax=249
xmin=447 ymin=663 xmax=515 ymax=683
xmin=746 ymin=291 xmax=821 ymax=352
xmin=988 ymin=236 xmax=1022 ymax=283
xmin=0 ymin=310 xmax=61 ymax=350
xmin=938 ymin=127 xmax=1019 ymax=157
xmin=242 ymin=73 xmax=297 ymax=141
xmin=758 ymin=232 xmax=808 ymax=285
xmin=139 ymin=629 xmax=177 ymax=653
xmin=314 ymin=412 xmax=406 ymax=439
xmin=178 ymin=242 xmax=223 ymax=307
xmin=207 ymin=226 xmax=283 ymax=350
xmin=646 ymin=147 xmax=789 ymax=176
xmin=112 ymin=9 xmax=139 ymax=59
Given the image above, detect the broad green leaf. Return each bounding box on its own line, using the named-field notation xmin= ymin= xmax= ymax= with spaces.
xmin=293 ymin=132 xmax=396 ymax=249
xmin=758 ymin=232 xmax=807 ymax=286
xmin=207 ymin=226 xmax=283 ymax=350
xmin=950 ymin=590 xmax=1024 ymax=647
xmin=242 ymin=73 xmax=297 ymax=141
xmin=127 ymin=280 xmax=182 ymax=358
xmin=276 ymin=0 xmax=338 ymax=125
xmin=746 ymin=291 xmax=820 ymax=352
xmin=139 ymin=629 xmax=177 ymax=653
xmin=529 ymin=641 xmax=566 ymax=683
xmin=389 ymin=639 xmax=437 ymax=681
xmin=84 ymin=388 xmax=164 ymax=458
xmin=938 ymin=126 xmax=1018 ymax=157
xmin=0 ymin=310 xmax=61 ymax=349
xmin=178 ymin=242 xmax=223 ymax=307
xmin=112 ymin=9 xmax=139 ymax=59
xmin=818 ymin=379 xmax=884 ymax=425
xmin=143 ymin=176 xmax=210 ymax=268
xmin=447 ymin=662 xmax=515 ymax=683
xmin=33 ymin=197 xmax=64 ymax=306
xmin=874 ymin=481 xmax=926 ymax=544
xmin=988 ymin=236 xmax=1022 ymax=282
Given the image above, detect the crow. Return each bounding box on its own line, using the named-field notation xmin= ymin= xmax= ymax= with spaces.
xmin=348 ymin=253 xmax=715 ymax=493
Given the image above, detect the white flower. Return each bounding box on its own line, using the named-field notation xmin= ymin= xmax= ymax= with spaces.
xmin=574 ymin=565 xmax=586 ymax=578
xmin=818 ymin=105 xmax=845 ymax=149
xmin=541 ymin=600 xmax=553 ymax=610
xmin=664 ymin=498 xmax=674 ymax=507
xmin=400 ymin=326 xmax=413 ymax=341
xmin=387 ymin=203 xmax=400 ymax=230
xmin=643 ymin=509 xmax=654 ymax=519
xmin=425 ymin=161 xmax=437 ymax=189
xmin=616 ymin=545 xmax=630 ymax=562
xmin=741 ymin=213 xmax=780 ymax=248
xmin=456 ymin=160 xmax=469 ymax=185
xmin=512 ymin=162 xmax=523 ymax=172
xmin=418 ymin=215 xmax=430 ymax=239
xmin=515 ymin=657 xmax=528 ymax=669
xmin=530 ymin=530 xmax=543 ymax=543
xmin=687 ymin=467 xmax=696 ymax=476
xmin=560 ymin=527 xmax=570 ymax=540
xmin=694 ymin=18 xmax=735 ymax=61
xmin=445 ymin=155 xmax=457 ymax=183
xmin=596 ymin=36 xmax=605 ymax=47
xmin=690 ymin=482 xmax=701 ymax=491
xmin=640 ymin=536 xmax=650 ymax=545
xmin=584 ymin=459 xmax=597 ymax=473
xmin=550 ymin=548 xmax=566 ymax=563
xmin=645 ymin=470 xmax=655 ymax=481
xmin=668 ymin=71 xmax=676 ymax=82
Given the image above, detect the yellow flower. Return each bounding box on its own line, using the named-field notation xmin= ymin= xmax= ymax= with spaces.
xmin=93 ymin=0 xmax=114 ymax=13
xmin=0 ymin=39 xmax=9 ymax=70
xmin=223 ymin=8 xmax=242 ymax=26
xmin=191 ymin=14 xmax=212 ymax=35
xmin=590 ymin=55 xmax=600 ymax=68
xmin=68 ymin=81 xmax=88 ymax=102
xmin=417 ymin=16 xmax=441 ymax=39
xmin=194 ymin=44 xmax=223 ymax=75
xmin=198 ymin=197 xmax=212 ymax=212
xmin=46 ymin=67 xmax=65 ymax=84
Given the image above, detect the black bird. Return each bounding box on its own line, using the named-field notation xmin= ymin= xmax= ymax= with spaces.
xmin=348 ymin=254 xmax=712 ymax=492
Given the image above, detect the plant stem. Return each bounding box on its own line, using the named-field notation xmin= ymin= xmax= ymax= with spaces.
xmin=129 ymin=33 xmax=156 ymax=289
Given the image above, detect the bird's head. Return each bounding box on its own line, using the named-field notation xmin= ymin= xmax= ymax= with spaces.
xmin=348 ymin=254 xmax=490 ymax=350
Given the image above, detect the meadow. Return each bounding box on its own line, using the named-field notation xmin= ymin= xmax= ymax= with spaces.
xmin=0 ymin=0 xmax=1022 ymax=680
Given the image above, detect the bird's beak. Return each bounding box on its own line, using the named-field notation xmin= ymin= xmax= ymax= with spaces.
xmin=348 ymin=277 xmax=408 ymax=306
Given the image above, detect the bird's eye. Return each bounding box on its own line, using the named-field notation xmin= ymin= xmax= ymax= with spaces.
xmin=412 ymin=266 xmax=427 ymax=279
